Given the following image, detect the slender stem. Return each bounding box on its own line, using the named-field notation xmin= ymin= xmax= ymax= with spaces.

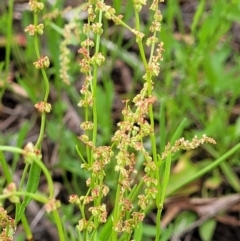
xmin=21 ymin=214 xmax=33 ymax=240
xmin=149 ymin=32 xmax=157 ymax=63
xmin=134 ymin=6 xmax=163 ymax=241
xmin=34 ymin=14 xmax=41 ymax=58
xmin=111 ymin=176 xmax=122 ymax=241
xmin=0 ymin=192 xmax=48 ymax=203
xmin=0 ymin=146 xmax=24 ymax=154
xmin=53 ymin=210 xmax=66 ymax=241
xmin=92 ymin=0 xmax=104 ymax=151
xmin=35 ymin=112 xmax=46 ymax=148
xmin=155 ymin=209 xmax=162 ymax=241
xmin=42 ymin=69 xmax=50 ymax=103
xmin=33 ymin=13 xmax=50 ymax=149
xmin=33 ymin=156 xmax=54 ymax=199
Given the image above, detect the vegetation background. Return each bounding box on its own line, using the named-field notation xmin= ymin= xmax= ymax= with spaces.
xmin=0 ymin=0 xmax=240 ymax=240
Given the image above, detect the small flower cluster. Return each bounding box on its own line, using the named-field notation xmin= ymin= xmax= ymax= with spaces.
xmin=133 ymin=0 xmax=147 ymax=12
xmin=23 ymin=142 xmax=41 ymax=157
xmin=114 ymin=211 xmax=145 ymax=234
xmin=161 ymin=134 xmax=217 ymax=159
xmin=23 ymin=142 xmax=42 ymax=165
xmin=69 ymin=182 xmax=109 ymax=230
xmin=25 ymin=23 xmax=44 ymax=36
xmin=29 ymin=0 xmax=44 ymax=13
xmin=73 ymin=137 xmax=113 ymax=232
xmin=111 ymin=83 xmax=158 ymax=234
xmin=145 ymin=1 xmax=165 ymax=77
xmin=95 ymin=2 xmax=123 ymax=25
xmin=25 ymin=0 xmax=51 ymax=73
xmin=42 ymin=6 xmax=72 ymax=21
xmin=33 ymin=56 xmax=50 ymax=69
xmin=3 ymin=183 xmax=19 ymax=204
xmin=0 ymin=207 xmax=15 ymax=241
xmin=34 ymin=101 xmax=52 ymax=113
xmin=78 ymin=144 xmax=114 ymax=180
xmin=77 ymin=4 xmax=106 ymax=109
xmin=147 ymin=41 xmax=164 ymax=77
xmin=45 ymin=199 xmax=61 ymax=213
xmin=59 ymin=19 xmax=80 ymax=84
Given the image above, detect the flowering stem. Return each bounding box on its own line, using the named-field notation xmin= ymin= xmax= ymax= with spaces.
xmin=92 ymin=0 xmax=104 ymax=152
xmin=33 ymin=13 xmax=50 ymax=149
xmin=167 ymin=142 xmax=240 ymax=195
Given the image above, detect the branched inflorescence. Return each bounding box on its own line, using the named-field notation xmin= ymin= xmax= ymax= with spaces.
xmin=69 ymin=0 xmax=216 ymax=239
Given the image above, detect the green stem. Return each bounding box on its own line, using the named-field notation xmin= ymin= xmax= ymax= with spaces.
xmin=33 ymin=12 xmax=50 ymax=149
xmin=92 ymin=0 xmax=104 ymax=155
xmin=155 ymin=209 xmax=162 ymax=241
xmin=134 ymin=10 xmax=158 ymax=167
xmin=0 ymin=191 xmax=48 ymax=203
xmin=34 ymin=14 xmax=41 ymax=58
xmin=35 ymin=112 xmax=46 ymax=148
xmin=34 ymin=156 xmax=54 ymax=199
xmin=53 ymin=210 xmax=66 ymax=241
xmin=111 ymin=177 xmax=122 ymax=241
xmin=21 ymin=214 xmax=33 ymax=240
xmin=0 ymin=146 xmax=24 ymax=154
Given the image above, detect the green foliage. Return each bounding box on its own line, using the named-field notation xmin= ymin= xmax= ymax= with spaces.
xmin=199 ymin=218 xmax=217 ymax=241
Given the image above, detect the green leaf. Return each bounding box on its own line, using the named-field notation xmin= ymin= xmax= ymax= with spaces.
xmin=199 ymin=218 xmax=217 ymax=241
xmin=133 ymin=222 xmax=143 ymax=241
xmin=173 ymin=210 xmax=197 ymax=234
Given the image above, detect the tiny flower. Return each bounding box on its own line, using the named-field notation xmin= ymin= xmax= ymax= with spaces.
xmin=69 ymin=194 xmax=80 ymax=204
xmin=136 ymin=4 xmax=143 ymax=12
xmin=91 ymin=53 xmax=105 ymax=66
xmin=146 ymin=36 xmax=158 ymax=46
xmin=33 ymin=56 xmax=50 ymax=69
xmin=81 ymin=39 xmax=95 ymax=48
xmin=99 ymin=211 xmax=107 ymax=223
xmin=80 ymin=121 xmax=94 ymax=130
xmin=34 ymin=101 xmax=52 ymax=113
xmin=138 ymin=194 xmax=148 ymax=210
xmin=36 ymin=23 xmax=44 ymax=35
xmin=45 ymin=199 xmax=61 ymax=213
xmin=91 ymin=23 xmax=103 ymax=35
xmin=89 ymin=206 xmax=99 ymax=216
xmin=77 ymin=219 xmax=86 ymax=232
xmin=102 ymin=185 xmax=109 ymax=196
xmin=132 ymin=211 xmax=145 ymax=222
xmin=25 ymin=24 xmax=35 ymax=35
xmin=29 ymin=0 xmax=44 ymax=13
xmin=131 ymin=29 xmax=145 ymax=42
xmin=112 ymin=15 xmax=123 ymax=25
xmin=23 ymin=142 xmax=34 ymax=153
xmin=77 ymin=219 xmax=95 ymax=232
xmin=3 ymin=183 xmax=20 ymax=203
